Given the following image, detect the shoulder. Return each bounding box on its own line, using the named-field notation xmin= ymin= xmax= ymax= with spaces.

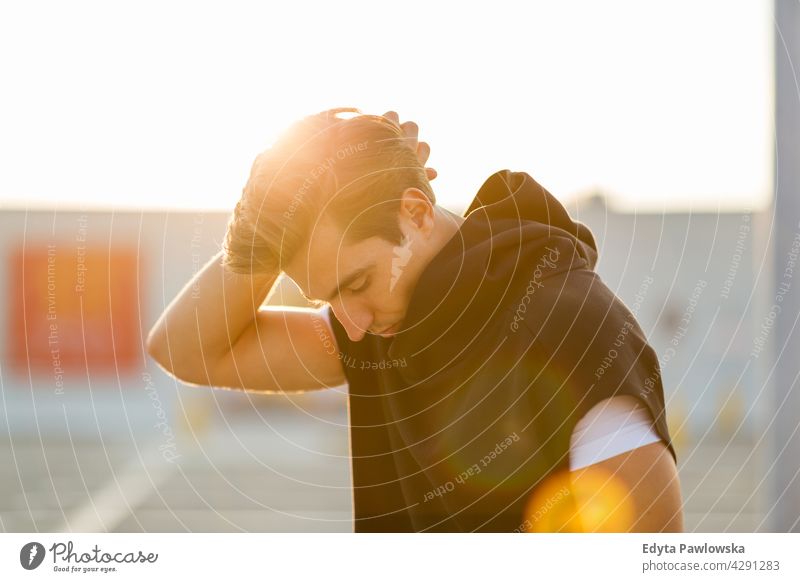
xmin=515 ymin=267 xmax=651 ymax=371
xmin=568 ymin=392 xmax=682 ymax=533
xmin=523 ymin=268 xmax=629 ymax=335
xmin=510 ymin=267 xmax=670 ymax=452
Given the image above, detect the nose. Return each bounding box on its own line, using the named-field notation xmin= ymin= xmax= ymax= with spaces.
xmin=330 ymin=302 xmax=373 ymax=342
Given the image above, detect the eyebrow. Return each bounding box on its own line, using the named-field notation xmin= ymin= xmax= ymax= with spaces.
xmin=300 ymin=265 xmax=372 ymax=305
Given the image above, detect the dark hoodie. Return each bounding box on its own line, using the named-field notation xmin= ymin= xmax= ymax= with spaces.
xmin=327 ymin=170 xmax=675 ymax=532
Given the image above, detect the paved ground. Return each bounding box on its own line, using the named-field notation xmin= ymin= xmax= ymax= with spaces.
xmin=0 ymin=400 xmax=775 ymax=533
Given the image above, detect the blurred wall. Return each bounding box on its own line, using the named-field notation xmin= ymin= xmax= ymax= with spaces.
xmin=568 ymin=199 xmax=761 ymax=442
xmin=0 ymin=205 xmax=761 ymax=442
xmin=0 ymin=209 xmax=272 ymax=440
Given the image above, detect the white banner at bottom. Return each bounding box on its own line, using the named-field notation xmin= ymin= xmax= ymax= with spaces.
xmin=1 ymin=533 xmax=797 ymax=581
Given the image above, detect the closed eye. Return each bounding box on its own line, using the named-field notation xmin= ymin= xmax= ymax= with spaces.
xmin=348 ymin=276 xmax=370 ymax=294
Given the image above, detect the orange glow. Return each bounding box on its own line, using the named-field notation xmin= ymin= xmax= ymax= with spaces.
xmin=570 ymin=465 xmax=636 ymax=532
xmin=521 ymin=466 xmax=635 ymax=532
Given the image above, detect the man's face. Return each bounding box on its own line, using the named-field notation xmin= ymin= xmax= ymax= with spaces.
xmin=284 ymin=207 xmax=430 ymax=342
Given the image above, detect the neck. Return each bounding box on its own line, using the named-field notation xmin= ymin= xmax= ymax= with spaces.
xmin=430 ymin=206 xmax=465 ymax=254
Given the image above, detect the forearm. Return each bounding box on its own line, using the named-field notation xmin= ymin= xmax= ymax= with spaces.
xmin=146 ymin=248 xmax=278 ymax=374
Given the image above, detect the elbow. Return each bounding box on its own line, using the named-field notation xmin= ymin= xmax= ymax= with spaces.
xmin=145 ymin=325 xmax=173 ymax=371
xmin=144 ymin=326 xmax=209 ymax=386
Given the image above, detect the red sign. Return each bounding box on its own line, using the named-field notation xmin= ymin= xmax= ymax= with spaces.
xmin=9 ymin=244 xmax=141 ymax=376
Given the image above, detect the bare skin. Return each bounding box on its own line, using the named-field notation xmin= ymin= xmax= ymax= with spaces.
xmin=570 ymin=441 xmax=684 ymax=532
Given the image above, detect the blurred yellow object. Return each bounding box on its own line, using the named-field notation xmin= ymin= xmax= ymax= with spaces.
xmin=666 ymin=394 xmax=690 ymax=451
xmin=179 ymin=392 xmax=214 ymax=438
xmin=717 ymin=389 xmax=745 ymax=438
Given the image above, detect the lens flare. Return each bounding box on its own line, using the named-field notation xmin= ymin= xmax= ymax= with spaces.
xmin=521 ymin=466 xmax=635 ymax=532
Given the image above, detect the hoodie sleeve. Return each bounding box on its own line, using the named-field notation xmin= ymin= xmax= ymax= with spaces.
xmin=518 ymin=267 xmax=676 ymax=469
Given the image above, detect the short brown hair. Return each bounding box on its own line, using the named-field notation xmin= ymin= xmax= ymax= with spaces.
xmin=222 ymin=107 xmax=435 ymax=275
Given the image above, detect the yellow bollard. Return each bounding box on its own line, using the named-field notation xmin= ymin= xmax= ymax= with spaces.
xmin=178 ymin=389 xmax=214 ymax=442
xmin=666 ymin=393 xmax=690 ymax=452
xmin=716 ymin=387 xmax=745 ymax=439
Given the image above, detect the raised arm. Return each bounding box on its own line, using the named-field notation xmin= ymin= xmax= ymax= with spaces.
xmin=145 ymin=249 xmax=345 ymax=393
xmin=146 ymin=108 xmax=434 ymax=393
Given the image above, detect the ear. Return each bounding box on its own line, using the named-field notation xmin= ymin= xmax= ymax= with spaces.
xmin=398 ymin=187 xmax=435 ymax=238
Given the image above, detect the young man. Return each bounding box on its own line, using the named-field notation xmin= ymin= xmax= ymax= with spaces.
xmin=147 ymin=109 xmax=684 ymax=532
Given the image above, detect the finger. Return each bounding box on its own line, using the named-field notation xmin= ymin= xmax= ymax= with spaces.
xmin=382 ymin=111 xmax=400 ymax=126
xmin=416 ymin=140 xmax=431 ymax=166
xmin=425 ymin=167 xmax=438 ymax=181
xmin=400 ymin=120 xmax=418 ymax=140
xmin=400 ymin=121 xmax=419 ymax=150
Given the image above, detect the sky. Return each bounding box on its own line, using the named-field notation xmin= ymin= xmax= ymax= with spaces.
xmin=0 ymin=0 xmax=773 ymax=213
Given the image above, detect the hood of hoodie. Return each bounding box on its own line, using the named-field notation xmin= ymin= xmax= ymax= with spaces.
xmin=386 ymin=169 xmax=598 ymax=376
